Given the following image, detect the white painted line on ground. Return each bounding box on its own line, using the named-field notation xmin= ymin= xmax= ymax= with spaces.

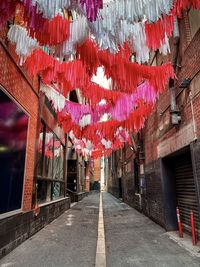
xmin=95 ymin=193 xmax=106 ymax=267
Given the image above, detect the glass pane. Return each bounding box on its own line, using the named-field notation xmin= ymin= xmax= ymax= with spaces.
xmin=37 ymin=180 xmax=51 ymax=203
xmin=53 ymin=138 xmax=64 ymax=180
xmin=0 ymin=88 xmax=28 ymax=214
xmin=52 ymin=182 xmax=64 ymax=200
xmin=36 ymin=123 xmax=44 ymax=176
xmin=43 ymin=129 xmax=53 ymax=178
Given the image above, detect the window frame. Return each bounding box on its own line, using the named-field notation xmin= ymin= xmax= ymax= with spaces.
xmin=35 ymin=121 xmax=66 ymax=204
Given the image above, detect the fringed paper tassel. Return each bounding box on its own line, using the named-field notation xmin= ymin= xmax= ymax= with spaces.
xmin=80 ymin=0 xmax=103 ymax=22
xmin=40 ymin=84 xmax=66 ymax=112
xmin=25 ymin=48 xmax=174 ymax=98
xmin=7 ymin=24 xmax=39 ymax=60
xmin=30 ymin=15 xmax=71 ymax=46
xmin=56 ymin=15 xmax=89 ymax=58
xmin=77 ymin=39 xmax=100 ymax=76
xmin=31 ymin=0 xmax=72 ymax=19
xmin=145 ymin=14 xmax=175 ymax=50
xmin=21 ymin=1 xmax=46 ymax=31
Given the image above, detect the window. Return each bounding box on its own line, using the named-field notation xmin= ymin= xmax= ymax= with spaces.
xmin=35 ymin=123 xmax=66 ymax=204
xmin=0 ymin=87 xmax=28 ymax=214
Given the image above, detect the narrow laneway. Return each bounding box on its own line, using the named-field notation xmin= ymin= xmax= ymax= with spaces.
xmin=1 ymin=193 xmax=200 ymax=267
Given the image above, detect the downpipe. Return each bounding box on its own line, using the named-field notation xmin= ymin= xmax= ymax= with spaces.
xmin=170 ymin=17 xmax=181 ymax=125
xmin=189 ymin=91 xmax=197 ymax=140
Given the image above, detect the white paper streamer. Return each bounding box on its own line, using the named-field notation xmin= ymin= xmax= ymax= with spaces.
xmin=40 ymin=84 xmax=66 ymax=112
xmin=56 ymin=14 xmax=89 ymax=57
xmin=89 ymin=19 xmax=150 ymax=63
xmin=99 ymin=0 xmax=174 ymax=24
xmin=159 ymin=35 xmax=170 ymax=55
xmin=25 ymin=0 xmax=174 ymax=23
xmin=79 ymin=114 xmax=92 ymax=127
xmin=101 ymin=138 xmax=112 ymax=149
xmin=23 ymin=0 xmax=72 ymax=19
xmin=7 ymin=25 xmax=39 ymax=61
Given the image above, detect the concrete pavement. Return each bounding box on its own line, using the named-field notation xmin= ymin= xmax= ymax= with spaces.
xmin=0 ymin=192 xmax=200 ymax=267
xmin=0 ymin=193 xmax=100 ymax=267
xmin=103 ymin=193 xmax=200 ymax=267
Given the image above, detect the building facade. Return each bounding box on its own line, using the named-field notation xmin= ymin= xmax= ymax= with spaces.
xmin=0 ymin=22 xmax=71 ymax=258
xmin=107 ymin=10 xmax=200 ymax=238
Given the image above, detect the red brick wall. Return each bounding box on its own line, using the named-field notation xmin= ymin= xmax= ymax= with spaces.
xmin=93 ymin=159 xmax=101 ymax=181
xmin=0 ymin=42 xmax=39 ymax=211
xmin=144 ymin=19 xmax=200 ymax=165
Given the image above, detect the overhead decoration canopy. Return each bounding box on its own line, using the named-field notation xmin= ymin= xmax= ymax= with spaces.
xmin=1 ymin=0 xmax=200 ymax=158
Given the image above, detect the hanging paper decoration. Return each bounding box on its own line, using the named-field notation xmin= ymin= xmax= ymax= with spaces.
xmin=20 ymin=1 xmax=46 ymax=31
xmin=80 ymin=0 xmax=103 ymax=22
xmin=77 ymin=39 xmax=100 ymax=76
xmin=29 ymin=0 xmax=72 ymax=19
xmin=25 ymin=48 xmax=174 ymax=97
xmin=2 ymin=0 xmax=200 ymax=159
xmin=56 ymin=15 xmax=89 ymax=57
xmin=89 ymin=0 xmax=173 ymax=24
xmin=89 ymin=15 xmax=150 ymax=62
xmin=110 ymin=82 xmax=158 ymax=121
xmin=40 ymin=84 xmax=66 ymax=112
xmin=145 ymin=14 xmax=175 ymax=50
xmin=30 ymin=15 xmax=71 ymax=46
xmin=7 ymin=24 xmax=39 ymax=62
xmin=48 ymin=81 xmax=156 ymax=127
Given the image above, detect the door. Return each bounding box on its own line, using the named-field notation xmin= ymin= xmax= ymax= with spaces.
xmin=175 ymin=153 xmax=199 ymax=236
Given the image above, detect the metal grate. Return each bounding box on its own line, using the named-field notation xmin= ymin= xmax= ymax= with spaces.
xmin=175 ymin=154 xmax=199 ymax=235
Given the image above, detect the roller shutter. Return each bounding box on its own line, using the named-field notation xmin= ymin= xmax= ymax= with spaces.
xmin=175 ymin=153 xmax=199 ymax=235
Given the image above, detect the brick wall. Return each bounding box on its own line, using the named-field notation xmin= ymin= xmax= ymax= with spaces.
xmin=93 ymin=159 xmax=101 ymax=182
xmin=142 ymin=15 xmax=200 ymax=227
xmin=144 ymin=27 xmax=200 ymax=166
xmin=0 ymin=198 xmax=70 ymax=259
xmin=0 ymin=42 xmax=39 ymax=211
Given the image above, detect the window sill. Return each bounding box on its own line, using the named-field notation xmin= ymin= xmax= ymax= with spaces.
xmin=39 ymin=197 xmax=70 ymax=208
xmin=0 ymin=209 xmax=22 ymax=220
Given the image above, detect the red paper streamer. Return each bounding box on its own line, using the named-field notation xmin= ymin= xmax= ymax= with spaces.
xmin=30 ymin=15 xmax=71 ymax=46
xmin=145 ymin=0 xmax=200 ymax=50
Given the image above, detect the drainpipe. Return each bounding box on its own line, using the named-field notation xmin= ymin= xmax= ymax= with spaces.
xmin=189 ymin=91 xmax=197 ymax=140
xmin=170 ymin=17 xmax=181 ymax=125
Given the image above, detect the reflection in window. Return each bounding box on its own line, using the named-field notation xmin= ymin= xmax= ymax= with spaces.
xmin=35 ymin=123 xmax=65 ymax=204
xmin=36 ymin=123 xmax=44 ymax=176
xmin=37 ymin=180 xmax=51 ymax=203
xmin=53 ymin=138 xmax=64 ymax=180
xmin=44 ymin=130 xmax=53 ymax=178
xmin=0 ymin=88 xmax=28 ymax=214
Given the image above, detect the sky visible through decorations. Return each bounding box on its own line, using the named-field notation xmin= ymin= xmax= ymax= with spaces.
xmin=1 ymin=0 xmax=200 ymax=159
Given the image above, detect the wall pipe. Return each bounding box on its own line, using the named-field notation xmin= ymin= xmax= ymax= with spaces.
xmin=170 ymin=17 xmax=181 ymax=125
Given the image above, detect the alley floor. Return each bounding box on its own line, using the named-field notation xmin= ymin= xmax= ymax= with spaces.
xmin=0 ymin=192 xmax=200 ymax=267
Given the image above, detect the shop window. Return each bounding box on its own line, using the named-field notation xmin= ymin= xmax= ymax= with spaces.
xmin=0 ymin=87 xmax=28 ymax=214
xmin=35 ymin=123 xmax=65 ymax=204
xmin=36 ymin=123 xmax=44 ymax=176
xmin=43 ymin=131 xmax=54 ymax=178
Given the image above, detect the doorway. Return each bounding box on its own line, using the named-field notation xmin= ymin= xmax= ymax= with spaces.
xmin=162 ymin=147 xmax=200 ymax=237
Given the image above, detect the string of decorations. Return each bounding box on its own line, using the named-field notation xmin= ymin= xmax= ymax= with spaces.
xmin=1 ymin=0 xmax=200 ymax=158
